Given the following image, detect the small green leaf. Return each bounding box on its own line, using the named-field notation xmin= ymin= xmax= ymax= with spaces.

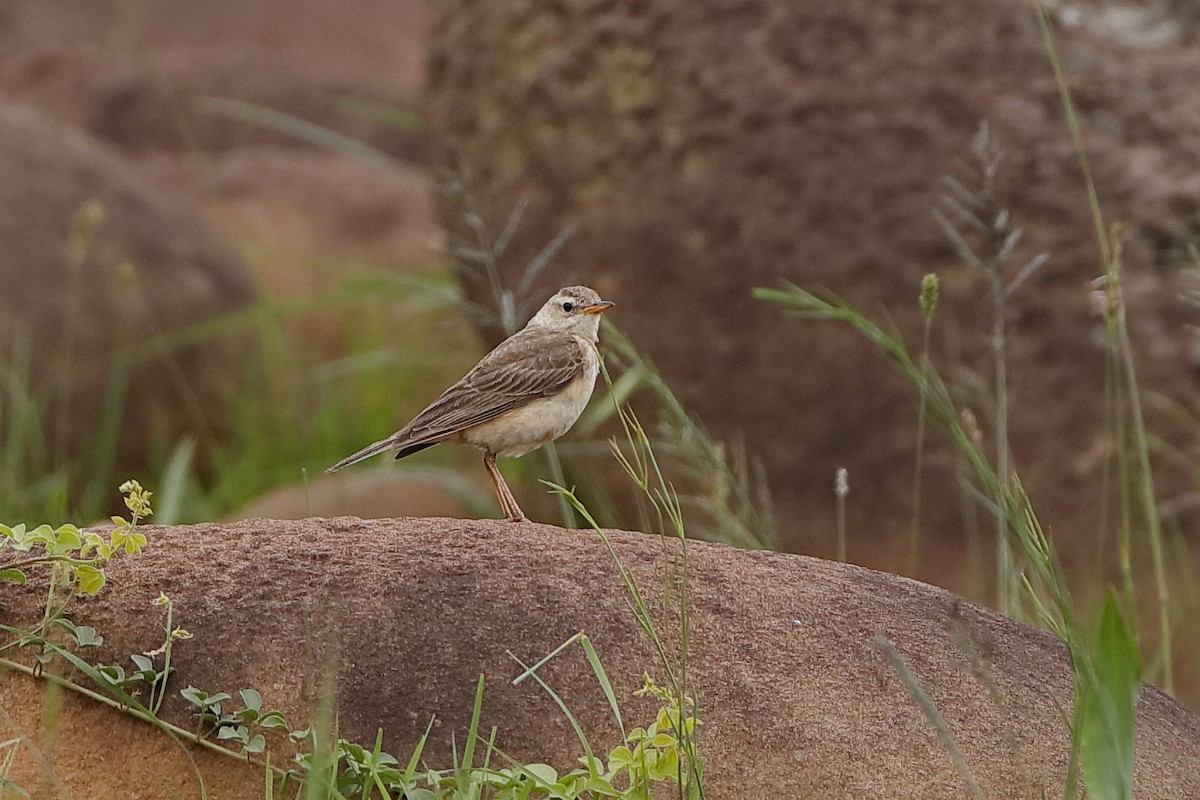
xmin=647 ymin=747 xmax=679 ymax=782
xmin=650 ymin=732 xmax=676 ymax=748
xmin=583 ymin=775 xmax=621 ymax=794
xmin=74 ymin=565 xmax=106 ymax=595
xmin=51 ymin=524 xmax=82 ymax=554
xmin=607 ymin=745 xmax=634 ymax=773
xmin=181 ymin=686 xmax=209 ymax=706
xmin=72 ymin=625 xmax=103 ymax=647
xmin=4 ymin=524 xmax=30 ymax=551
xmin=28 ymin=524 xmax=54 ymax=545
xmin=217 ymin=725 xmax=249 ymax=743
xmin=97 ymin=664 xmax=126 ymax=683
xmin=245 ymin=733 xmax=266 ymax=754
xmin=341 ymin=741 xmax=367 ymax=762
xmin=523 ymin=763 xmax=558 ymax=786
xmin=85 ymin=538 xmax=113 ymax=560
xmin=0 ymin=568 xmax=27 ymax=585
xmin=239 ymin=688 xmax=262 ymax=711
xmin=258 ymin=711 xmax=288 ymax=729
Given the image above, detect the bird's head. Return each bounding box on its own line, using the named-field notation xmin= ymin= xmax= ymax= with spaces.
xmin=527 ymin=285 xmax=614 ymax=339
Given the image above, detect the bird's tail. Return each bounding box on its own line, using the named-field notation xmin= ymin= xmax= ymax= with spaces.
xmin=326 ymin=436 xmax=399 ymax=473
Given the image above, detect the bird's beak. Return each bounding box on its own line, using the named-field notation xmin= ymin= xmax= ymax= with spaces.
xmin=581 ymin=300 xmax=615 ymax=315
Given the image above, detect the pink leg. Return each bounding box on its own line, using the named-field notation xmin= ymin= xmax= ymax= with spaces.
xmin=483 ymin=451 xmax=527 ymax=522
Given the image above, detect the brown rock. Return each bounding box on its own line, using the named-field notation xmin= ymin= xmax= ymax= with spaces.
xmin=0 ymin=0 xmax=437 ymax=272
xmin=0 ymin=517 xmax=1197 ymax=797
xmin=0 ymin=46 xmax=423 ymax=161
xmin=422 ymin=1 xmax=1200 ymax=600
xmin=0 ymin=104 xmax=257 ymax=488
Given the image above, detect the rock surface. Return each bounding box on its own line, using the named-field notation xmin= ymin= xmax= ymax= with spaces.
xmin=423 ymin=0 xmax=1200 ymax=597
xmin=1 ymin=517 xmax=1198 ymax=798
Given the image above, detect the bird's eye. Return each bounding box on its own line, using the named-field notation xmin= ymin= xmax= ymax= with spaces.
xmin=561 ymin=301 xmax=575 ymax=312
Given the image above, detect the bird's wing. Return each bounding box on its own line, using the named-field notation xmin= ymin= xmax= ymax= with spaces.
xmin=394 ymin=328 xmax=589 ymax=446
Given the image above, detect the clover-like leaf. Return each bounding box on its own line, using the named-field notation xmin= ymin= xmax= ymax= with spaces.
xmin=27 ymin=524 xmax=55 ymax=546
xmin=651 ymin=731 xmax=677 ymax=748
xmin=71 ymin=625 xmax=103 ymax=648
xmin=646 ymin=748 xmax=679 ymax=783
xmin=607 ymin=745 xmax=634 ymax=773
xmin=97 ymin=664 xmax=127 ymax=684
xmin=258 ymin=711 xmax=288 ymax=730
xmin=582 ymin=774 xmax=622 ymax=795
xmin=80 ymin=531 xmax=103 ymax=556
xmin=0 ymin=568 xmax=27 ymax=585
xmin=74 ymin=564 xmax=106 ymax=596
xmin=123 ymin=531 xmax=147 ymax=555
xmin=181 ymin=686 xmax=230 ymax=713
xmin=4 ymin=524 xmax=32 ymax=552
xmin=341 ymin=741 xmax=367 ymax=763
xmin=81 ymin=532 xmax=112 ymax=560
xmin=181 ymin=686 xmax=208 ymax=706
xmin=522 ymin=763 xmax=558 ymax=786
xmin=238 ymin=688 xmax=262 ymax=712
xmin=217 ymin=725 xmax=250 ymax=744
xmin=50 ymin=524 xmax=82 ymax=555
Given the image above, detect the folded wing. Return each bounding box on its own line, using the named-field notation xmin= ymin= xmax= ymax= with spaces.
xmin=397 ymin=328 xmax=587 ymax=447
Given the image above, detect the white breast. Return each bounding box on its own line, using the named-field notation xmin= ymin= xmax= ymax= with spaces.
xmin=463 ymin=337 xmax=601 ymax=458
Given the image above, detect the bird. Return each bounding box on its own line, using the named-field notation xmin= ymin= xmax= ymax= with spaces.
xmin=327 ymin=285 xmax=614 ymax=522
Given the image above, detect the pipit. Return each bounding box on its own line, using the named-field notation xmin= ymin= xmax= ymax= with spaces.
xmin=327 ymin=285 xmax=614 ymax=522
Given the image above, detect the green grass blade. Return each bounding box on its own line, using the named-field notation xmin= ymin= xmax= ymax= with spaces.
xmin=458 ymin=675 xmax=485 ymax=776
xmin=401 ymin=716 xmax=436 ymax=788
xmin=511 ymin=632 xmax=583 ymax=686
xmin=581 ymin=634 xmax=626 ymax=740
xmin=506 ymin=652 xmax=596 ymax=768
xmin=194 ymin=97 xmax=412 ymax=174
xmin=156 ymin=438 xmax=196 ymax=525
xmin=1078 ymin=592 xmax=1141 ymax=800
xmin=873 ymin=637 xmax=984 ymax=800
